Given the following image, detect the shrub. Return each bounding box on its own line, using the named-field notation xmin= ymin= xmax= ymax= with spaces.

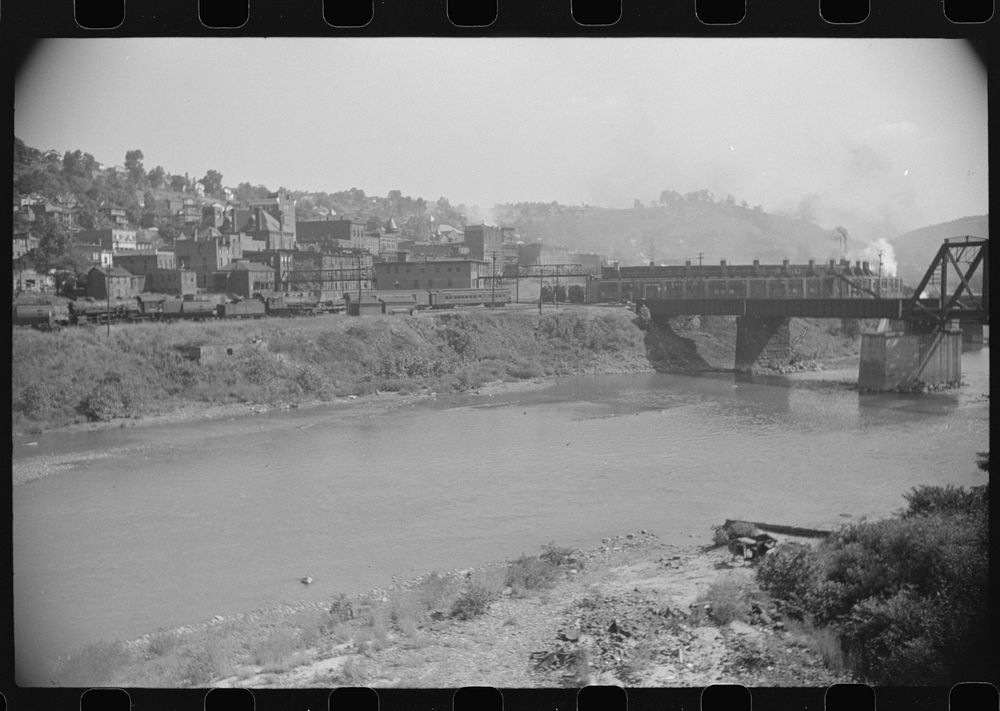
xmin=77 ymin=372 xmax=147 ymax=421
xmin=540 ymin=542 xmax=582 ymax=570
xmin=450 ymin=582 xmax=495 ymax=620
xmin=695 ymin=575 xmax=753 ymax=625
xmin=754 ymin=477 xmax=991 ymax=685
xmin=756 ymin=543 xmax=823 ymax=615
xmin=253 ymin=626 xmax=300 ymax=667
xmin=505 ymin=554 xmax=560 ymax=595
xmin=180 ymin=637 xmax=233 ymax=686
xmin=902 ymin=484 xmax=988 ymax=517
xmin=146 ymin=629 xmax=181 ymax=657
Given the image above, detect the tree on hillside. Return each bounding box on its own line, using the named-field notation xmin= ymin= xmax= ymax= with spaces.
xmin=14 ymin=137 xmax=40 ymax=164
xmin=202 ymin=170 xmax=223 ymax=197
xmin=32 ymin=217 xmax=83 ymax=272
xmin=148 ymin=165 xmax=165 ymax=189
xmin=169 ymin=174 xmax=187 ymax=192
xmin=125 ymin=149 xmax=145 ymax=185
xmin=62 ymin=150 xmax=84 ymax=177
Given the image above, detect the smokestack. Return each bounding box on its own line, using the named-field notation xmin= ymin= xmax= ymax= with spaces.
xmin=862 ymin=261 xmax=870 ymax=274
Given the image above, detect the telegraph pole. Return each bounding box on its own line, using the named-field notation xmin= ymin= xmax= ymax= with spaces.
xmin=490 ymin=251 xmax=497 ymax=308
xmin=697 ymin=252 xmax=704 ymax=267
xmin=877 ymin=249 xmax=884 ymax=297
xmin=538 ymin=263 xmax=543 ymax=315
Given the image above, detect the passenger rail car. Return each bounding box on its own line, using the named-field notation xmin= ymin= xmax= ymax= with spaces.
xmin=427 ymin=287 xmax=511 ymax=309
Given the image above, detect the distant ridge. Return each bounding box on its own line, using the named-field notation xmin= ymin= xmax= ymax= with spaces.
xmin=888 ymin=215 xmax=989 ymax=286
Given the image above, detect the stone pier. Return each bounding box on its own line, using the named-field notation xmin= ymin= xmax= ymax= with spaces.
xmin=858 ymin=327 xmax=963 ymax=391
xmin=959 ymin=321 xmax=984 ymax=349
xmin=734 ymin=316 xmax=792 ymax=373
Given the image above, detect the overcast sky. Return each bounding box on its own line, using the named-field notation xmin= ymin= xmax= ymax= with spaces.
xmin=15 ymin=38 xmax=987 ymax=239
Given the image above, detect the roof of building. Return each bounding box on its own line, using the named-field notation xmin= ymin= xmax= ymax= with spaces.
xmin=217 ymin=261 xmax=275 ymax=273
xmin=89 ymin=266 xmax=133 ymax=277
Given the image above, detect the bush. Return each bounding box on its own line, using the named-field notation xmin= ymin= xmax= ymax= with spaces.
xmin=902 ymin=484 xmax=988 ymax=517
xmin=540 ymin=541 xmax=582 ymax=570
xmin=754 ymin=477 xmax=991 ymax=684
xmin=694 ymin=575 xmax=753 ymax=625
xmin=505 ymin=554 xmax=560 ymax=595
xmin=450 ymin=582 xmax=495 ymax=620
xmin=253 ymin=626 xmax=300 ymax=667
xmin=77 ymin=372 xmax=147 ymax=421
xmin=756 ymin=543 xmax=823 ymax=615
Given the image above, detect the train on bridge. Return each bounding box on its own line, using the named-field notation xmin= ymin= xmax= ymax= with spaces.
xmin=588 ymin=258 xmax=903 ymax=304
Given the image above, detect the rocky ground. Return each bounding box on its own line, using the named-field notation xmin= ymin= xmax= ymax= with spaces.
xmin=156 ymin=532 xmax=854 ymax=689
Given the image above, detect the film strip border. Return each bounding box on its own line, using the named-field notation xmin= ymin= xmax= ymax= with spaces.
xmin=1 ymin=683 xmax=999 ymax=709
xmin=1 ymin=0 xmax=996 ymax=33
xmin=1 ymin=0 xmax=994 ymax=707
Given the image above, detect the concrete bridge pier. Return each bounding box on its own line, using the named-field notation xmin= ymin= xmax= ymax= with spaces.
xmin=959 ymin=321 xmax=984 ymax=349
xmin=734 ymin=316 xmax=792 ymax=373
xmin=858 ymin=323 xmax=963 ymax=391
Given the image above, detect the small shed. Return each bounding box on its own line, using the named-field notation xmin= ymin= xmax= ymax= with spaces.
xmin=346 ymin=293 xmax=382 ymax=317
xmin=379 ymin=294 xmax=417 ymax=315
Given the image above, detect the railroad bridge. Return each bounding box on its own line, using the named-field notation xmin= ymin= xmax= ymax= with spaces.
xmin=618 ymin=238 xmax=987 ymax=390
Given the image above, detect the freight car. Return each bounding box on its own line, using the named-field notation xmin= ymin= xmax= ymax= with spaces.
xmin=161 ymin=298 xmax=218 ymax=321
xmin=427 ymin=287 xmax=511 ymax=309
xmin=217 ymin=299 xmax=267 ymax=319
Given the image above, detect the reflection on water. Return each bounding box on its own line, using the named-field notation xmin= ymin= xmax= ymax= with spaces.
xmin=12 ymin=350 xmax=990 ymax=683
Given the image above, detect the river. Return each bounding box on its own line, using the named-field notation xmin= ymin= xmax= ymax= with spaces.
xmin=11 ymin=348 xmax=990 ymax=684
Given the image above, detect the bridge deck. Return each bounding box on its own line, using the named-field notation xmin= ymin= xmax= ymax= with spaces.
xmin=642 ymin=297 xmax=982 ymax=321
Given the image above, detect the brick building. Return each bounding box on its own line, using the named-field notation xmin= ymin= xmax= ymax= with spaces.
xmin=85 ymin=266 xmax=145 ymax=299
xmin=211 ymin=261 xmax=276 ymax=298
xmin=374 ymin=257 xmax=486 ymax=290
xmin=174 ymin=234 xmax=245 ymax=287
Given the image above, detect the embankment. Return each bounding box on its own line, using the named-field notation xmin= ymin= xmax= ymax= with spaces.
xmin=12 ymin=307 xmax=869 ymax=435
xmin=12 ymin=306 xmax=650 ymax=434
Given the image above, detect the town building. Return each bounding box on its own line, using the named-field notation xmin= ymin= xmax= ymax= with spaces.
xmin=211 ymin=261 xmax=276 ymax=298
xmin=463 ymin=224 xmax=519 ymax=268
xmin=13 ymin=268 xmax=55 ymax=294
xmin=113 ymin=251 xmax=177 ymax=274
xmin=85 ymin=266 xmax=145 ymax=299
xmin=12 ymin=234 xmax=40 ymax=260
xmin=174 ymin=234 xmax=245 ymax=288
xmin=74 ymin=228 xmax=145 ymax=252
xmin=70 ymin=241 xmax=114 ymax=269
xmin=374 ymin=257 xmax=487 ymax=291
xmin=146 ymin=269 xmax=198 ymax=296
xmin=296 ymin=216 xmax=367 ymax=250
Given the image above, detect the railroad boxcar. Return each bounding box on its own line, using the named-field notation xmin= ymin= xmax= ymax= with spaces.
xmin=161 ymin=298 xmax=217 ymax=321
xmin=217 ymin=300 xmax=267 ymax=319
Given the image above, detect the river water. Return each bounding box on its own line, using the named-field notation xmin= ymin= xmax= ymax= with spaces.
xmin=11 ymin=349 xmax=990 ymax=683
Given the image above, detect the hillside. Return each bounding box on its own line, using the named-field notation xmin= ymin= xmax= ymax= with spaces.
xmin=494 ymin=199 xmax=868 ymax=267
xmin=888 ymin=215 xmax=989 ymax=286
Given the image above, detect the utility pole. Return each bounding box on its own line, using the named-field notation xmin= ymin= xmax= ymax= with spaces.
xmin=876 ymin=249 xmax=884 ymax=297
xmin=538 ymin=263 xmax=543 ymax=315
xmin=490 ymin=251 xmax=497 ymax=309
xmin=356 ymin=251 xmax=362 ymax=314
xmin=697 ymin=252 xmax=704 ymax=267
xmin=105 ymin=269 xmax=111 ymax=337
